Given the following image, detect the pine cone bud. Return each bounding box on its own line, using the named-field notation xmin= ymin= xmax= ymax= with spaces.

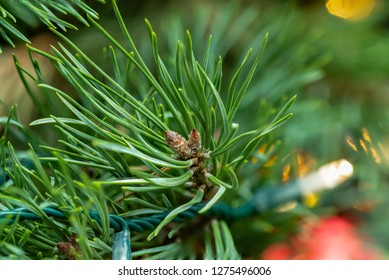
xmin=56 ymin=234 xmax=80 ymax=260
xmin=165 ymin=130 xmax=190 ymax=157
xmin=188 ymin=129 xmax=201 ymax=155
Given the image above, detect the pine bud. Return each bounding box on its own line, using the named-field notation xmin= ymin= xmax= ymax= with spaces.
xmin=188 ymin=128 xmax=201 ymax=155
xmin=165 ymin=130 xmax=190 ymax=157
xmin=56 ymin=234 xmax=80 ymax=260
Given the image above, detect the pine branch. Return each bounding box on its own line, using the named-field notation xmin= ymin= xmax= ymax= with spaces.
xmin=0 ymin=1 xmax=297 ymax=260
xmin=0 ymin=0 xmax=101 ymax=53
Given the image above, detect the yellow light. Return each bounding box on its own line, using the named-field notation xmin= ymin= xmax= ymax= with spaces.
xmin=359 ymin=139 xmax=368 ymax=153
xmin=326 ymin=0 xmax=376 ymax=21
xmin=362 ymin=128 xmax=372 ymax=143
xmin=378 ymin=142 xmax=388 ymax=163
xmin=370 ymin=147 xmax=382 ymax=164
xmin=345 ymin=136 xmax=358 ymax=152
xmin=303 ymin=193 xmax=319 ymax=208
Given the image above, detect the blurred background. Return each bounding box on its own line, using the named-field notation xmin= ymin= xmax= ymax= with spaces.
xmin=1 ymin=0 xmax=389 ymax=259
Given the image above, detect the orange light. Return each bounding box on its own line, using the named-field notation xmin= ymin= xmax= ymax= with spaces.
xmin=252 ymin=144 xmax=278 ymax=167
xmin=297 ymin=153 xmax=311 ymax=177
xmin=282 ymin=164 xmax=291 ymax=183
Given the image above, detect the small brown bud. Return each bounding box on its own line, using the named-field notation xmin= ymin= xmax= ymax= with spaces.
xmin=165 ymin=129 xmax=203 ymax=159
xmin=188 ymin=129 xmax=201 ymax=155
xmin=56 ymin=234 xmax=80 ymax=260
xmin=57 ymin=242 xmax=75 ymax=260
xmin=165 ymin=130 xmax=190 ymax=156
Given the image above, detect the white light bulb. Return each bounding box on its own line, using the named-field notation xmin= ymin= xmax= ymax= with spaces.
xmin=298 ymin=159 xmax=354 ymax=193
xmin=338 ymin=159 xmax=353 ymax=177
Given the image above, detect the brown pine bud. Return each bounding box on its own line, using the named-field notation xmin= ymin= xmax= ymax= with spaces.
xmin=56 ymin=235 xmax=80 ymax=260
xmin=165 ymin=130 xmax=190 ymax=157
xmin=188 ymin=129 xmax=201 ymax=155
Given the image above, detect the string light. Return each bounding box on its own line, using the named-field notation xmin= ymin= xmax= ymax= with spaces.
xmin=112 ymin=230 xmax=132 ymax=260
xmin=299 ymin=159 xmax=353 ymax=193
xmin=254 ymin=159 xmax=354 ymax=212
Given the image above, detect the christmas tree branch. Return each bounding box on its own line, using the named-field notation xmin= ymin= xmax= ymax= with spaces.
xmin=0 ymin=0 xmax=297 ymax=259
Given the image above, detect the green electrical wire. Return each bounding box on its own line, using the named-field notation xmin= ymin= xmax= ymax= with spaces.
xmin=0 ymin=178 xmax=353 ymax=260
xmin=0 ymin=199 xmax=258 ymax=260
xmin=0 ymin=202 xmax=253 ymax=233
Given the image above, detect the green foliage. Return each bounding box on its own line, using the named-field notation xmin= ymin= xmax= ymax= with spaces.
xmin=0 ymin=0 xmax=101 ymax=53
xmin=0 ymin=0 xmax=300 ymax=260
xmin=204 ymin=220 xmax=240 ymax=260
